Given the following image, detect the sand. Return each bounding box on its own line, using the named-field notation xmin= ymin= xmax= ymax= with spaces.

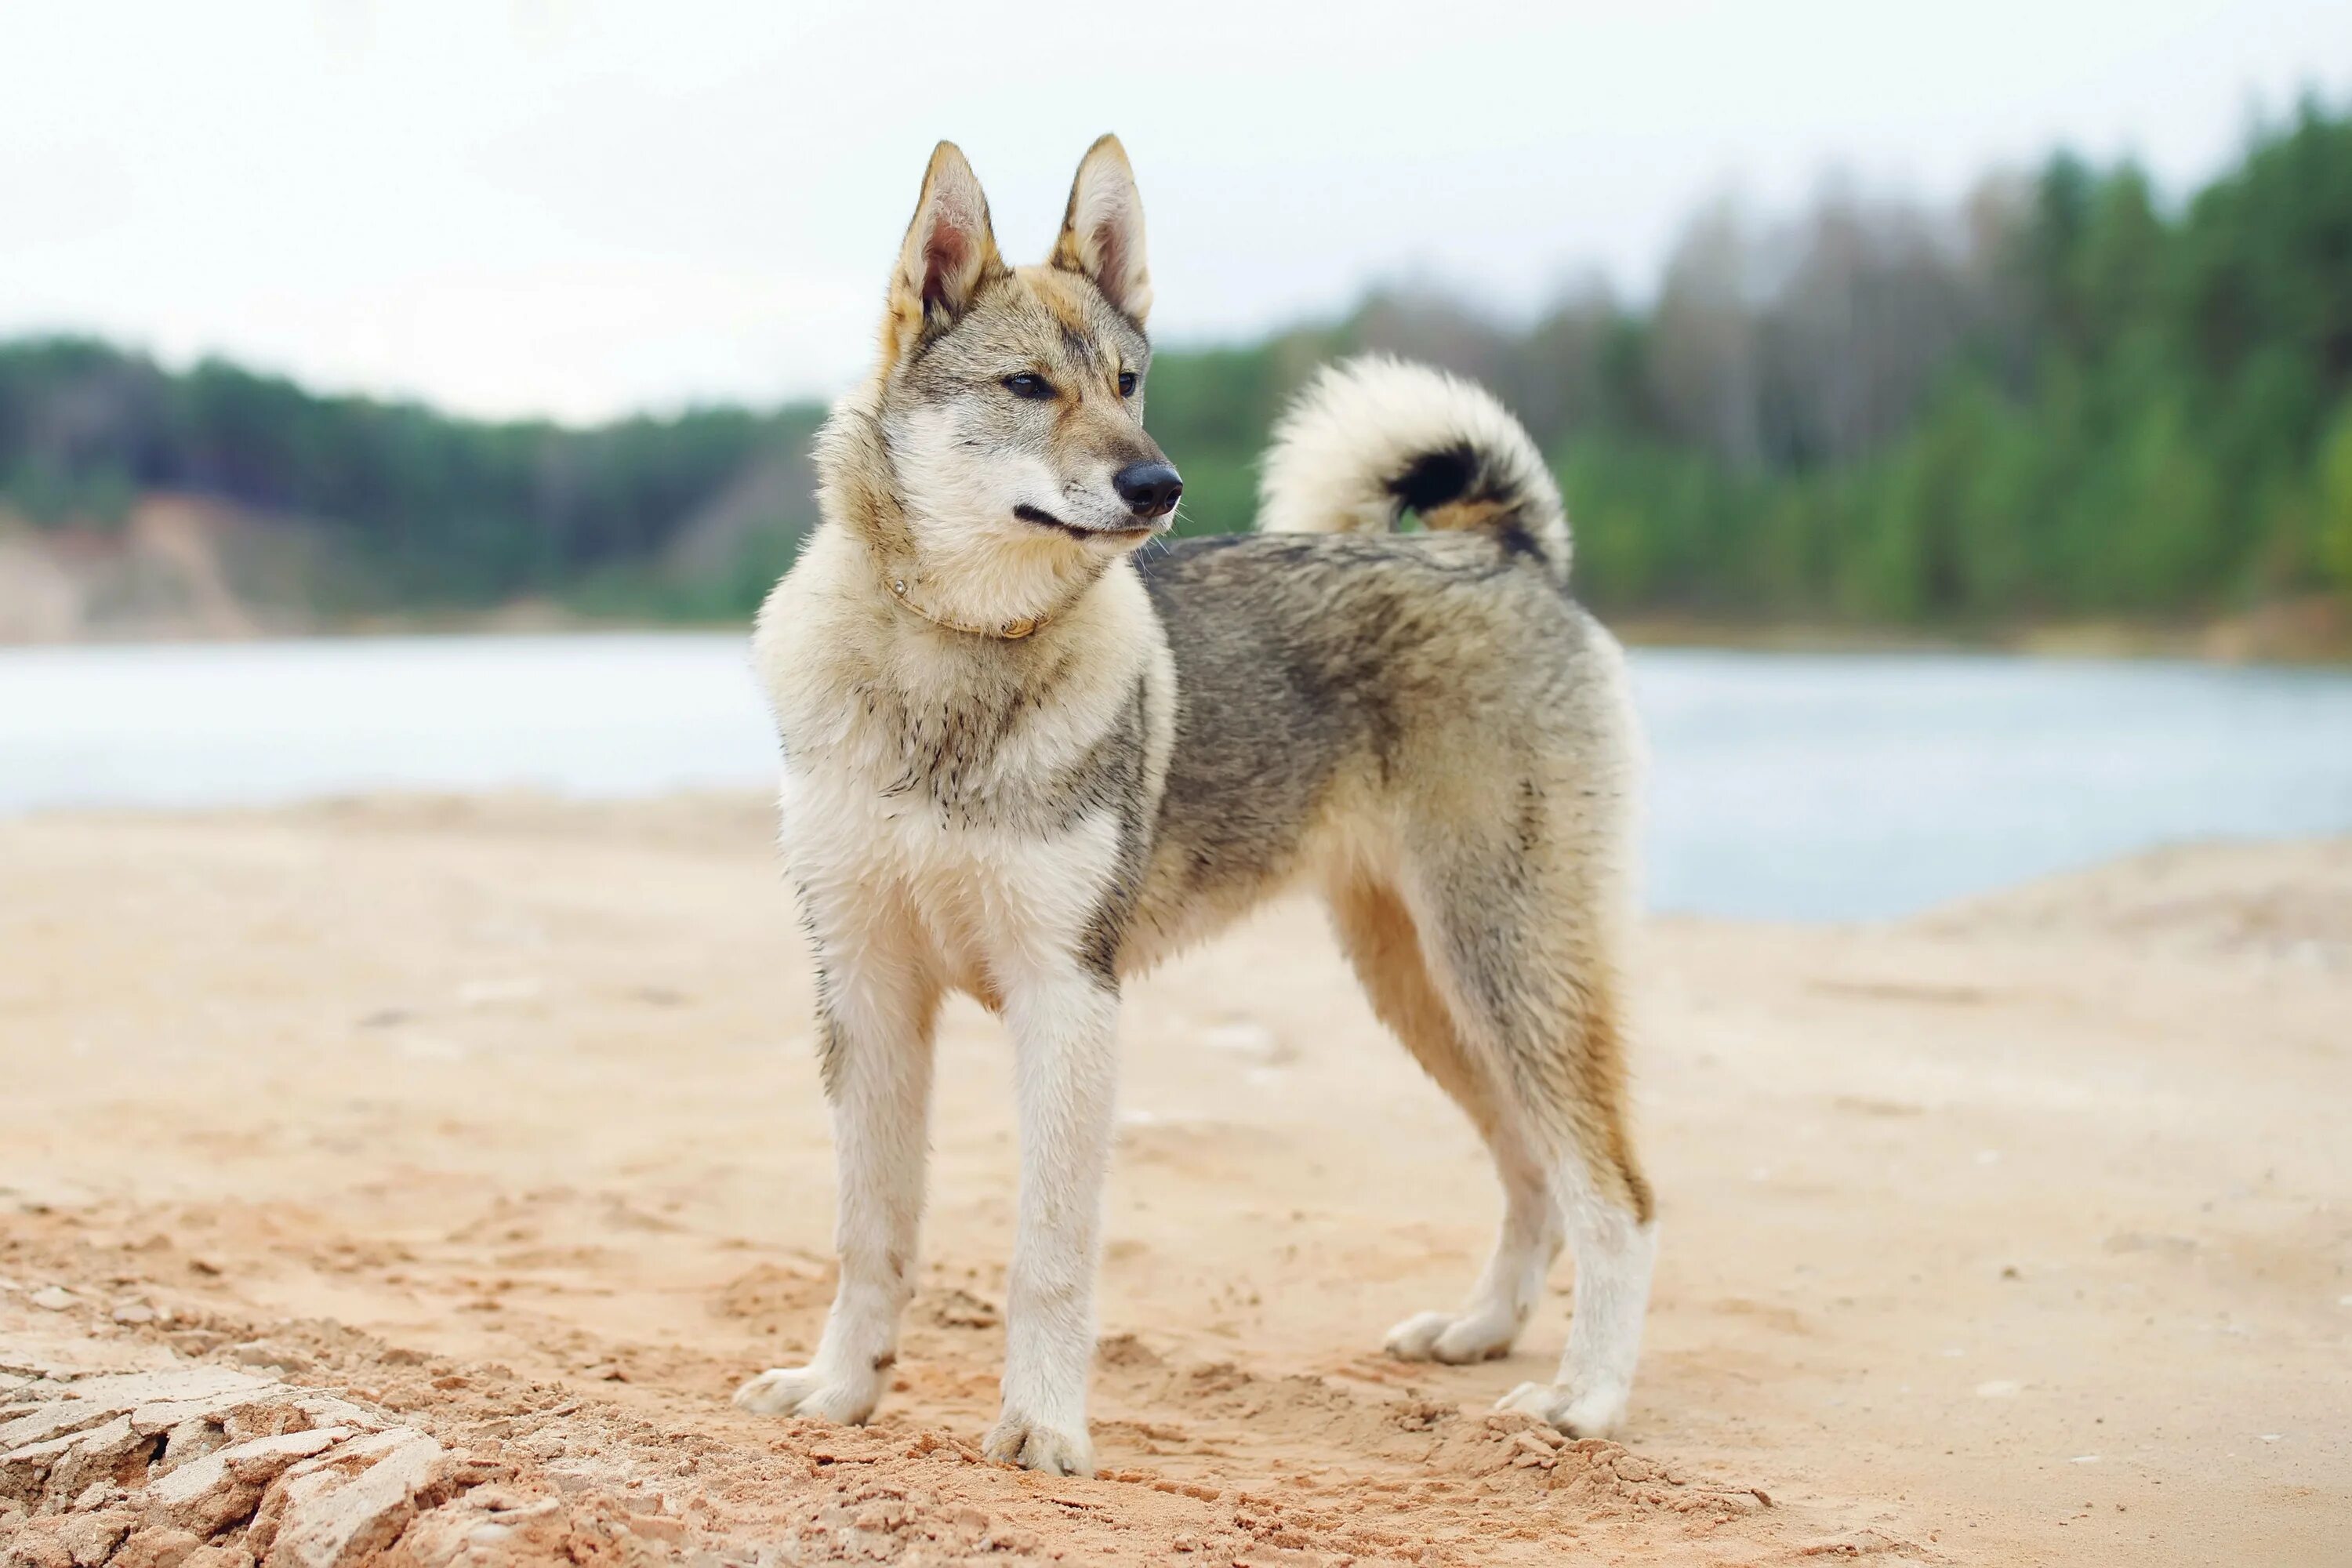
xmin=2 ymin=795 xmax=2345 ymax=1566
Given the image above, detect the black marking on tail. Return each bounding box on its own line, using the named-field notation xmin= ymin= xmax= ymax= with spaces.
xmin=1494 ymin=519 xmax=1541 ymax=561
xmin=1387 ymin=441 xmax=1551 ymax=572
xmin=1387 ymin=440 xmax=1526 ymax=530
xmin=1383 ymin=434 xmax=1571 ymax=587
xmin=1387 ymin=443 xmax=1479 ymax=514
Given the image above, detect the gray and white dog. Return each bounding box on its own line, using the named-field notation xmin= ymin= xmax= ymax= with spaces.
xmin=736 ymin=136 xmax=1657 ymax=1476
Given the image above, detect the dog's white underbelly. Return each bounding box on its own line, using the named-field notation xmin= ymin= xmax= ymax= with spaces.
xmin=779 ymin=757 xmax=1123 ymax=997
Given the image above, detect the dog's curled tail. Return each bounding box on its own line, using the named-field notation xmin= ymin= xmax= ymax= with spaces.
xmin=1257 ymin=355 xmax=1570 ymax=579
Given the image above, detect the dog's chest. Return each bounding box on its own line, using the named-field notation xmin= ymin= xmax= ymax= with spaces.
xmin=782 ymin=664 xmax=1089 ymax=829
xmin=775 ymin=661 xmax=1139 ymax=980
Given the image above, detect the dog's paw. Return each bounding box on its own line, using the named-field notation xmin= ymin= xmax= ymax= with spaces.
xmin=731 ymin=1364 xmax=879 ymax=1425
xmin=1383 ymin=1307 xmax=1519 ymax=1364
xmin=982 ymin=1412 xmax=1094 ymax=1476
xmin=1495 ymin=1378 xmax=1629 ymax=1439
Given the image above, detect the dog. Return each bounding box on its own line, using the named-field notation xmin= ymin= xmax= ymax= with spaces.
xmin=735 ymin=136 xmax=1657 ymax=1476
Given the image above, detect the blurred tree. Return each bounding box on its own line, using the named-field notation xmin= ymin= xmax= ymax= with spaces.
xmin=2318 ymin=401 xmax=2352 ymax=592
xmin=3 ymin=98 xmax=2349 ymax=630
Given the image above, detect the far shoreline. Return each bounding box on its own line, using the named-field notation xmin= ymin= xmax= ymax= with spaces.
xmin=5 ymin=601 xmax=2350 ymax=666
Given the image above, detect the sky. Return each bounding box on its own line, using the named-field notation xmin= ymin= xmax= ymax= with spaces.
xmin=4 ymin=1 xmax=2347 ymax=424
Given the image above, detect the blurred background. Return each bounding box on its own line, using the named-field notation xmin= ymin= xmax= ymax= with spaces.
xmin=5 ymin=0 xmax=2352 ymax=915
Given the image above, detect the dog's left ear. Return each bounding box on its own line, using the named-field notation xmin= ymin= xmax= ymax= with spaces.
xmin=1051 ymin=135 xmax=1152 ymax=325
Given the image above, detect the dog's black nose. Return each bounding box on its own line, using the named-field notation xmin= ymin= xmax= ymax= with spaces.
xmin=1112 ymin=461 xmax=1183 ymax=520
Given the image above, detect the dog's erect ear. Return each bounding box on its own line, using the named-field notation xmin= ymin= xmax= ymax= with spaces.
xmin=885 ymin=142 xmax=1005 ymax=358
xmin=1051 ymin=134 xmax=1151 ymax=325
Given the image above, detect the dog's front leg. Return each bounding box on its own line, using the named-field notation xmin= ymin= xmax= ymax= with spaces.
xmin=985 ymin=968 xmax=1119 ymax=1476
xmin=735 ymin=922 xmax=939 ymax=1426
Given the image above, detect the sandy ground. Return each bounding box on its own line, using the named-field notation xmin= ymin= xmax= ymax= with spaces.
xmin=2 ymin=796 xmax=2346 ymax=1566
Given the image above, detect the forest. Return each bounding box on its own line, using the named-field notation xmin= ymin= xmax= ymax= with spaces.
xmin=4 ymin=98 xmax=2349 ymax=632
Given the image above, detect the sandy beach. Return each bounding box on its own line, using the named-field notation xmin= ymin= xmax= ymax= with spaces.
xmin=2 ymin=794 xmax=2346 ymax=1566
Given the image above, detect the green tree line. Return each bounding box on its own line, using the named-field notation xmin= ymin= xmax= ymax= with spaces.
xmin=5 ymin=97 xmax=2350 ymax=628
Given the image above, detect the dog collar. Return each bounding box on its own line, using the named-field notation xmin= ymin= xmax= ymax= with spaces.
xmin=884 ymin=575 xmax=1044 ymax=641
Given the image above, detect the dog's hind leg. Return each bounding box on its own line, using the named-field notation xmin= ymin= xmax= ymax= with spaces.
xmin=1377 ymin=835 xmax=1658 ymax=1439
xmin=1490 ymin=988 xmax=1657 ymax=1440
xmin=735 ymin=906 xmax=941 ymax=1427
xmin=1328 ymin=877 xmax=1563 ymax=1366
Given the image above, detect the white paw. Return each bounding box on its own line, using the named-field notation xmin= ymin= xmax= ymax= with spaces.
xmin=982 ymin=1411 xmax=1094 ymax=1476
xmin=731 ymin=1364 xmax=880 ymax=1425
xmin=1496 ymin=1378 xmax=1629 ymax=1439
xmin=1384 ymin=1306 xmax=1519 ymax=1364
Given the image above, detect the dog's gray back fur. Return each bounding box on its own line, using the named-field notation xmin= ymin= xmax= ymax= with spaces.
xmin=1131 ymin=527 xmax=1619 ymax=946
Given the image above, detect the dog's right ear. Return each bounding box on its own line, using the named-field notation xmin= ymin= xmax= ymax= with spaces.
xmin=883 ymin=142 xmax=1005 ymax=368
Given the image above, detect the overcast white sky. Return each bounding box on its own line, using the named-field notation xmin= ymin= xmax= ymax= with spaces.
xmin=4 ymin=1 xmax=2346 ymax=423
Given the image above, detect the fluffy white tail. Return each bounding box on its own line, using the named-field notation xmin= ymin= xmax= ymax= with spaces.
xmin=1257 ymin=356 xmax=1570 ymax=578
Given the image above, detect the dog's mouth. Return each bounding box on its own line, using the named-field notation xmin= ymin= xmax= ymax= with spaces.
xmin=1014 ymin=503 xmax=1162 ymax=542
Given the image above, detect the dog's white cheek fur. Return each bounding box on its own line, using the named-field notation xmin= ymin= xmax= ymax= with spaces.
xmin=890 ymin=405 xmax=1091 ymax=628
xmin=894 ymin=405 xmax=1040 ymax=530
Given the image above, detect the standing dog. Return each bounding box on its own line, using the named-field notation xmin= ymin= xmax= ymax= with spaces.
xmin=736 ymin=136 xmax=1657 ymax=1476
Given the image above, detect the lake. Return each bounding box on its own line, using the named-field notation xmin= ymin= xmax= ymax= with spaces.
xmin=4 ymin=633 xmax=2350 ymax=920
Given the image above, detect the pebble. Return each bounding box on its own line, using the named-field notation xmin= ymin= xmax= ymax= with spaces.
xmin=1198 ymin=1019 xmax=1286 ymax=1063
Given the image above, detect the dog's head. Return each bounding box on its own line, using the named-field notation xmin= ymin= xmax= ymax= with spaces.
xmin=868 ymin=137 xmax=1179 ymax=586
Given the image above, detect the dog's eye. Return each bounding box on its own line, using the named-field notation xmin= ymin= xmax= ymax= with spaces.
xmin=1117 ymin=371 xmax=1138 ymax=397
xmin=1002 ymin=373 xmax=1054 ymax=400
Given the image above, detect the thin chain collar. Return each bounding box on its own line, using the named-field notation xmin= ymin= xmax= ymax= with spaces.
xmin=881 ymin=571 xmax=1047 ymax=641
xmin=874 ymin=535 xmax=1123 ymax=641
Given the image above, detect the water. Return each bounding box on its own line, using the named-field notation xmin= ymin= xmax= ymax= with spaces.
xmin=4 ymin=633 xmax=2350 ymax=920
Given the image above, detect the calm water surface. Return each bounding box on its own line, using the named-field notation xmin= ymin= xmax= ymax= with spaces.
xmin=5 ymin=633 xmax=2350 ymax=920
